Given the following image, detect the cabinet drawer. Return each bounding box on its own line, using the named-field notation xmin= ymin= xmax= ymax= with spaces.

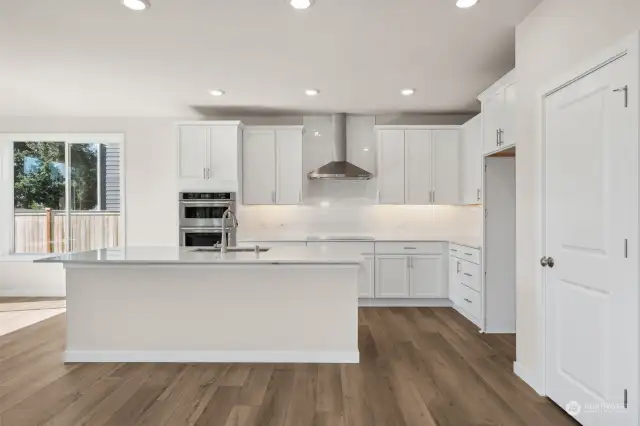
xmin=376 ymin=242 xmax=444 ymax=255
xmin=461 ymin=261 xmax=481 ymax=292
xmin=450 ymin=244 xmax=480 ymax=264
xmin=453 ymin=283 xmax=481 ymax=320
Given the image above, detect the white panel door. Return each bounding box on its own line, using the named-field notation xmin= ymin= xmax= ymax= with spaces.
xmin=404 ymin=130 xmax=432 ymax=205
xmin=242 ymin=130 xmax=276 ymax=205
xmin=482 ymin=91 xmax=503 ymax=154
xmin=275 ymin=129 xmax=303 ymax=205
xmin=432 ymin=130 xmax=460 ymax=205
xmin=359 ymin=256 xmax=375 ymax=298
xmin=178 ymin=126 xmax=208 ymax=181
xmin=375 ymin=255 xmax=409 ymax=298
xmin=545 ymin=55 xmax=636 ymax=426
xmin=208 ymin=125 xmax=239 ymax=187
xmin=409 ymin=255 xmax=446 ymax=298
xmin=377 ymin=130 xmax=405 ymax=204
xmin=462 ymin=115 xmax=483 ymax=204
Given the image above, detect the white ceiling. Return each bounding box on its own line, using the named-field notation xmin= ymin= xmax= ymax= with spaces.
xmin=0 ymin=0 xmax=541 ymax=117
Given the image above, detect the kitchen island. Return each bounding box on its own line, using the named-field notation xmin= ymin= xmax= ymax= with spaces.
xmin=38 ymin=246 xmax=362 ymax=364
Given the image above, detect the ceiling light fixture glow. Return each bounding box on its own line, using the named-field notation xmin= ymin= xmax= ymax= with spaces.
xmin=305 ymin=89 xmax=320 ymax=96
xmin=456 ymin=0 xmax=478 ymax=8
xmin=122 ymin=0 xmax=150 ymax=11
xmin=290 ymin=0 xmax=313 ymax=10
xmin=401 ymin=88 xmax=416 ymax=96
xmin=210 ymin=89 xmax=226 ymax=96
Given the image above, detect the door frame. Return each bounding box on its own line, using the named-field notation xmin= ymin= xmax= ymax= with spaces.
xmin=533 ymin=31 xmax=640 ymax=416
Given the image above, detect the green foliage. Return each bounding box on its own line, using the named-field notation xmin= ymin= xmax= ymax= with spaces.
xmin=13 ymin=142 xmax=99 ymax=211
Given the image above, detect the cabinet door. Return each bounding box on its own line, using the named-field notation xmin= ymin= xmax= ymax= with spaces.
xmin=432 ymin=130 xmax=460 ymax=205
xmin=275 ymin=129 xmax=303 ymax=205
xmin=242 ymin=130 xmax=276 ymax=205
xmin=377 ymin=130 xmax=405 ymax=204
xmin=375 ymin=255 xmax=410 ymax=298
xmin=208 ymin=126 xmax=239 ymax=187
xmin=501 ymin=83 xmax=516 ymax=148
xmin=359 ymin=256 xmax=375 ymax=298
xmin=461 ymin=115 xmax=483 ymax=204
xmin=404 ymin=130 xmax=432 ymax=205
xmin=449 ymin=255 xmax=461 ymax=302
xmin=482 ymin=91 xmax=503 ymax=154
xmin=178 ymin=126 xmax=208 ymax=181
xmin=410 ymin=255 xmax=447 ymax=298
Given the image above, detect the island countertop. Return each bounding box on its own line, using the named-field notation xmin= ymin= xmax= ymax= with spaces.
xmin=35 ymin=245 xmax=364 ymax=266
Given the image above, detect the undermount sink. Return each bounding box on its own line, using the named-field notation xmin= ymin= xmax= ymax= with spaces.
xmin=190 ymin=247 xmax=270 ymax=253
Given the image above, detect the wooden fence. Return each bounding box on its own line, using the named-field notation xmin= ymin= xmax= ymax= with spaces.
xmin=14 ymin=210 xmax=120 ymax=253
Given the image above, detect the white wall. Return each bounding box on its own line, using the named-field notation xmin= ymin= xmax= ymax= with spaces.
xmin=514 ymin=0 xmax=640 ymax=388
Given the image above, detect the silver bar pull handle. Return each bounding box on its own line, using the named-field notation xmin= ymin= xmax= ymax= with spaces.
xmin=456 ymin=261 xmax=460 ymax=273
xmin=477 ymin=188 xmax=481 ymax=202
xmin=464 ymin=272 xmax=472 ymax=277
xmin=464 ymin=298 xmax=472 ymax=304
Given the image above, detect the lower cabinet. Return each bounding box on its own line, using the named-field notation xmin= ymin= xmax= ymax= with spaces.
xmin=375 ymin=254 xmax=446 ymax=298
xmin=359 ymin=255 xmax=375 ymax=298
xmin=410 ymin=255 xmax=447 ymax=298
xmin=375 ymin=255 xmax=410 ymax=298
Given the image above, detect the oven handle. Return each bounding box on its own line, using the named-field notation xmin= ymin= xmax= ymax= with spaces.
xmin=179 ymin=227 xmax=227 ymax=232
xmin=179 ymin=200 xmax=233 ymax=206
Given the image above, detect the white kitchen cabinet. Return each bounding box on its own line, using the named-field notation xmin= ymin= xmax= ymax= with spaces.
xmin=177 ymin=122 xmax=242 ymax=191
xmin=359 ymin=256 xmax=375 ymax=298
xmin=479 ymin=70 xmax=516 ymax=155
xmin=275 ymin=129 xmax=303 ymax=205
xmin=432 ymin=130 xmax=460 ymax=205
xmin=243 ymin=130 xmax=276 ymax=205
xmin=376 ymin=126 xmax=460 ymax=206
xmin=409 ymin=255 xmax=447 ymax=298
xmin=449 ymin=244 xmax=483 ymax=327
xmin=242 ymin=126 xmax=303 ymax=205
xmin=377 ymin=130 xmax=406 ymax=204
xmin=461 ymin=115 xmax=483 ymax=205
xmin=404 ymin=130 xmax=432 ymax=205
xmin=375 ymin=255 xmax=410 ymax=298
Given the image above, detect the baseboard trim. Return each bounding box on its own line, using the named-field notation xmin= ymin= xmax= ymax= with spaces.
xmin=514 ymin=361 xmax=545 ymax=396
xmin=359 ymin=298 xmax=452 ymax=307
xmin=64 ymin=350 xmax=360 ymax=364
xmin=0 ymin=287 xmax=65 ymax=298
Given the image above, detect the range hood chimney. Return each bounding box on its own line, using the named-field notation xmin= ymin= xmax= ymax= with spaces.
xmin=307 ymin=113 xmax=373 ymax=180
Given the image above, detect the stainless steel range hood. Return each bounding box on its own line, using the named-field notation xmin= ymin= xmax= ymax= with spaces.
xmin=307 ymin=114 xmax=373 ymax=180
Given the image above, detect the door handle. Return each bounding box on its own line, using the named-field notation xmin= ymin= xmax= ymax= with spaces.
xmin=547 ymin=257 xmax=555 ymax=268
xmin=540 ymin=256 xmax=548 ymax=267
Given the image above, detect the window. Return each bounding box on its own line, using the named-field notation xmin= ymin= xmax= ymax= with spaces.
xmin=2 ymin=135 xmax=124 ymax=255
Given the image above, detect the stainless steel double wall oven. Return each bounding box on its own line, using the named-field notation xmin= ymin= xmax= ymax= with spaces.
xmin=178 ymin=192 xmax=237 ymax=247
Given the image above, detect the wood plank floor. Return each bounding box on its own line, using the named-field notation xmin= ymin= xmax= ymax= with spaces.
xmin=0 ymin=307 xmax=578 ymax=426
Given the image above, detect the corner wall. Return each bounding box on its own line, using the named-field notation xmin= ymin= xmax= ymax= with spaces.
xmin=515 ymin=0 xmax=640 ymax=387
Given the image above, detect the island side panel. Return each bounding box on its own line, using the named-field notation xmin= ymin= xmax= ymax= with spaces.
xmin=65 ymin=264 xmax=359 ymax=363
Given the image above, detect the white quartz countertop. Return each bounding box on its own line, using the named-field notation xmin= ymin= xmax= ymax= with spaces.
xmin=35 ymin=245 xmax=364 ymax=266
xmin=239 ymin=234 xmax=481 ymax=249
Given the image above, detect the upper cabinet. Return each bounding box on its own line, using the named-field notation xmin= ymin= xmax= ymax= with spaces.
xmin=461 ymin=115 xmax=483 ymax=205
xmin=242 ymin=126 xmax=303 ymax=205
xmin=177 ymin=121 xmax=242 ymax=192
xmin=376 ymin=126 xmax=460 ymax=205
xmin=479 ymin=70 xmax=516 ymax=155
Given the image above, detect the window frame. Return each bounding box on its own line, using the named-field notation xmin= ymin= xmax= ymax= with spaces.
xmin=0 ymin=133 xmax=126 ymax=256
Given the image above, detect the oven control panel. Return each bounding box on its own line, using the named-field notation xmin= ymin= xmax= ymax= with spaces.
xmin=180 ymin=192 xmax=235 ymax=201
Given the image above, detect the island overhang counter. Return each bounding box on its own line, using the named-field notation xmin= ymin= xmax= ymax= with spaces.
xmin=38 ymin=246 xmax=362 ymax=364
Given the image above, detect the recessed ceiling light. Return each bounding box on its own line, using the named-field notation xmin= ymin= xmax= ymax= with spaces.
xmin=401 ymin=88 xmax=416 ymax=96
xmin=456 ymin=0 xmax=478 ymax=8
xmin=305 ymin=89 xmax=320 ymax=96
xmin=122 ymin=0 xmax=150 ymax=11
xmin=210 ymin=89 xmax=225 ymax=97
xmin=290 ymin=0 xmax=313 ymax=9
